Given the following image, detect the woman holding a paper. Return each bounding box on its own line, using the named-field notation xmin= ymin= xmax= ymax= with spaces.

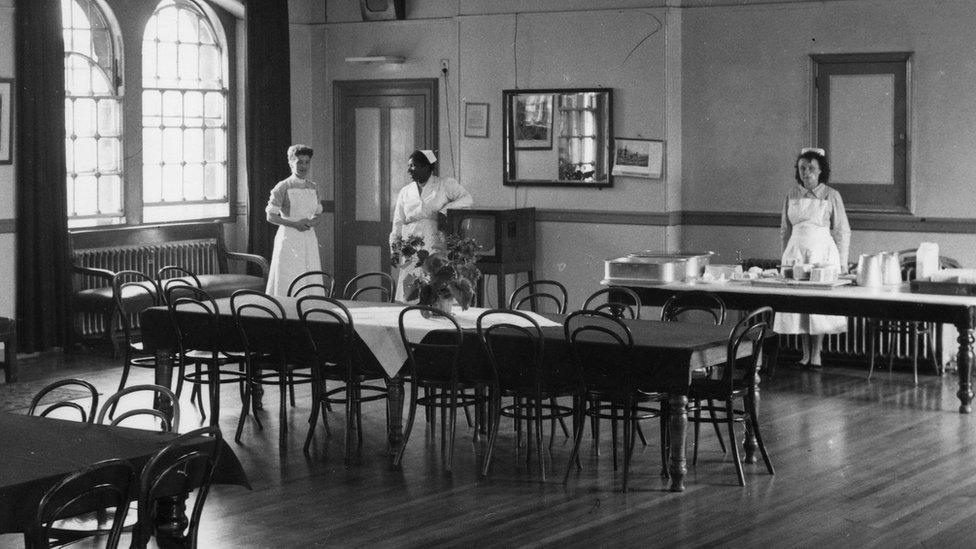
xmin=774 ymin=147 xmax=852 ymax=370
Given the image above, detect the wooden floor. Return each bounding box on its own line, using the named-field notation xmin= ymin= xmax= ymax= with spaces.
xmin=4 ymin=351 xmax=976 ymax=548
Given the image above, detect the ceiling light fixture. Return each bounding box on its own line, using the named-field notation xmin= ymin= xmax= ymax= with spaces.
xmin=344 ymin=56 xmax=406 ymax=65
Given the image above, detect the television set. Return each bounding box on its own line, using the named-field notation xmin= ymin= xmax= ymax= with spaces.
xmin=445 ymin=206 xmax=535 ymax=267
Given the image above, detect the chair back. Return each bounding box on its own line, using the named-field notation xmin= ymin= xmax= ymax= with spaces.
xmin=296 ymin=295 xmax=373 ymax=381
xmin=508 ymin=280 xmax=568 ymax=314
xmin=477 ymin=309 xmax=548 ymax=394
xmin=113 ymin=270 xmax=160 ymax=345
xmin=720 ymin=306 xmax=773 ymax=391
xmin=398 ymin=306 xmax=464 ymax=384
xmin=28 ymin=379 xmax=99 ymax=423
xmin=343 ymin=271 xmax=395 ymax=302
xmin=564 ymin=310 xmax=639 ymax=395
xmin=165 ymin=285 xmax=227 ymax=358
xmin=96 ymin=384 xmax=180 ymax=432
xmin=28 ymin=458 xmax=136 ymax=549
xmin=582 ymin=286 xmax=642 ymax=319
xmin=131 ymin=426 xmax=222 ymax=549
xmin=231 ymin=290 xmax=288 ymax=358
xmin=660 ymin=290 xmax=727 ymax=325
xmin=287 ymin=270 xmax=336 ymax=298
xmin=156 ymin=265 xmax=202 ymax=302
xmin=897 ymin=249 xmax=961 ymax=281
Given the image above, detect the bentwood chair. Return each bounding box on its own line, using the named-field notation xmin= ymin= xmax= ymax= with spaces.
xmin=660 ymin=291 xmax=729 ymax=461
xmin=298 ymin=296 xmax=388 ymax=462
xmin=28 ymin=379 xmax=99 ymax=423
xmin=688 ymin=306 xmax=775 ymax=486
xmin=343 ymin=271 xmax=396 ymax=302
xmin=287 ymin=270 xmax=336 ymax=298
xmin=166 ymin=285 xmax=246 ymax=426
xmin=867 ymin=251 xmax=961 ymax=384
xmin=110 ymin=270 xmax=166 ymax=419
xmin=478 ymin=309 xmax=580 ymax=480
xmin=396 ymin=305 xmax=485 ymax=472
xmin=231 ymin=290 xmax=313 ymax=447
xmin=156 ymin=265 xmax=203 ymax=299
xmin=582 ymin=286 xmax=643 ymax=319
xmin=130 ymin=426 xmax=222 ymax=549
xmin=564 ymin=310 xmax=667 ymax=492
xmin=508 ymin=280 xmax=568 ymax=314
xmin=97 ymin=384 xmax=180 ymax=432
xmin=26 ymin=459 xmax=136 ymax=549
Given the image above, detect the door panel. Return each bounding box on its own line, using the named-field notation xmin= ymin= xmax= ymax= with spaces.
xmin=334 ymin=79 xmax=437 ymax=288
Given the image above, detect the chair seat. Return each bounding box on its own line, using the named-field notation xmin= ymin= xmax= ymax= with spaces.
xmin=688 ymin=378 xmax=749 ymax=401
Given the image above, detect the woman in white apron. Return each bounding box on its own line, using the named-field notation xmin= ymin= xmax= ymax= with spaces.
xmin=389 ymin=150 xmax=473 ymax=302
xmin=265 ymin=144 xmax=324 ymax=296
xmin=773 ymin=148 xmax=851 ymax=370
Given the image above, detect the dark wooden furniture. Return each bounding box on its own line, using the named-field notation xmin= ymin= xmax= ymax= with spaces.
xmin=583 ymin=286 xmax=643 ymax=319
xmin=69 ymin=221 xmax=269 ymax=351
xmin=28 ymin=379 xmax=99 ymax=423
xmin=96 ymin=384 xmax=180 ymax=432
xmin=342 ymin=271 xmax=396 ymax=302
xmin=618 ymin=279 xmax=976 ymax=414
xmin=0 ymin=413 xmax=249 ymax=539
xmin=287 ymin=270 xmax=336 ymax=298
xmin=0 ymin=317 xmax=17 ymax=382
xmin=139 ymin=299 xmax=740 ymax=492
xmin=446 ymin=207 xmax=536 ymax=308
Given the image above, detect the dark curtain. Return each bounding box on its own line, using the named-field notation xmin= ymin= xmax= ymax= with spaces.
xmin=245 ymin=0 xmax=292 ymax=267
xmin=14 ymin=0 xmax=70 ymax=353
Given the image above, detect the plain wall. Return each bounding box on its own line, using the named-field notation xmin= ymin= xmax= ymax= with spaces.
xmin=0 ymin=0 xmax=15 ymax=319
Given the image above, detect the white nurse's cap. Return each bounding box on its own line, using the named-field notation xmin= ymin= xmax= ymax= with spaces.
xmin=420 ymin=150 xmax=437 ymax=163
xmin=801 ymin=147 xmax=826 ymax=156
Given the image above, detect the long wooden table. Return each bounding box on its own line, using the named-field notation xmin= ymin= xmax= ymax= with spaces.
xmin=140 ymin=298 xmax=743 ymax=491
xmin=614 ymin=278 xmax=976 ymax=413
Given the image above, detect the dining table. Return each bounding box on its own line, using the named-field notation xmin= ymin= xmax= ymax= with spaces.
xmin=0 ymin=412 xmax=250 ymax=541
xmin=139 ymin=298 xmax=746 ymax=492
xmin=613 ymin=278 xmax=976 ymax=413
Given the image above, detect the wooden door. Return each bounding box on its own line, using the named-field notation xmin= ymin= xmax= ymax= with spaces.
xmin=333 ymin=80 xmax=438 ymax=290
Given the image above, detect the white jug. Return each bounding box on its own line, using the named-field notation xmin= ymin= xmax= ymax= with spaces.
xmin=881 ymin=251 xmax=902 ymax=285
xmin=856 ymin=253 xmax=883 ymax=287
xmin=916 ymin=242 xmax=940 ymax=280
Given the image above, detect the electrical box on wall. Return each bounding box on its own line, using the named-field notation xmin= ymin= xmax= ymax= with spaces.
xmin=359 ymin=0 xmax=405 ymax=21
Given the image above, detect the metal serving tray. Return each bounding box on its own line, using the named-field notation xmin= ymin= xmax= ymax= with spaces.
xmin=605 ymin=256 xmax=690 ymax=284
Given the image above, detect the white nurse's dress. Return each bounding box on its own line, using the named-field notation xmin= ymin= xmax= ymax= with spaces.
xmin=265 ymin=176 xmax=323 ymax=297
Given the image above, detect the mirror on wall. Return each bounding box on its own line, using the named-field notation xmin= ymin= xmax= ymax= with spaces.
xmin=503 ymin=88 xmax=613 ymax=188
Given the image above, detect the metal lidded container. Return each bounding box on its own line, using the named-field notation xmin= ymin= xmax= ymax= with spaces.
xmin=627 ymin=251 xmax=714 ymax=280
xmin=604 ymin=251 xmax=714 ymax=283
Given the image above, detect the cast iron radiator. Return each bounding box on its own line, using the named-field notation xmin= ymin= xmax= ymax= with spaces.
xmin=73 ymin=239 xmax=221 ymax=338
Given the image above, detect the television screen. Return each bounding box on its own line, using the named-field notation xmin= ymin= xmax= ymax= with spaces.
xmin=459 ymin=216 xmax=496 ymax=257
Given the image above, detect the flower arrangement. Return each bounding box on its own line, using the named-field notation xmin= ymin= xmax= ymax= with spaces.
xmin=392 ymin=233 xmax=482 ymax=311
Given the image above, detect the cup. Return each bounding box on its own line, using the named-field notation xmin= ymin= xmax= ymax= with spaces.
xmin=793 ymin=264 xmax=812 ymax=280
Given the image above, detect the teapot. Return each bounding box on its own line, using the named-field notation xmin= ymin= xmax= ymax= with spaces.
xmin=881 ymin=251 xmax=902 ymax=285
xmin=856 ymin=253 xmax=883 ymax=287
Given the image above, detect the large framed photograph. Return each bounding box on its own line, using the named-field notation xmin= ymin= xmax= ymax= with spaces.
xmin=464 ymin=102 xmax=489 ymax=138
xmin=612 ymin=138 xmax=664 ymax=179
xmin=0 ymin=79 xmax=12 ymax=165
xmin=512 ymin=93 xmax=552 ymax=149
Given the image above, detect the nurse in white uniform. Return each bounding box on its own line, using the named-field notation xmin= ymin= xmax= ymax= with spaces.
xmin=773 ymin=147 xmax=851 ymax=370
xmin=389 ymin=150 xmax=473 ymax=302
xmin=265 ymin=144 xmax=324 ymax=296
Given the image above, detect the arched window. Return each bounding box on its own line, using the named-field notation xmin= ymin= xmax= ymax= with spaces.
xmin=142 ymin=0 xmax=229 ymax=222
xmin=62 ymin=0 xmax=124 ymax=228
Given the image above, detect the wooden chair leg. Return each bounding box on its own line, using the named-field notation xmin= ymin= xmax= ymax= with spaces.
xmin=726 ymin=400 xmax=745 ymax=486
xmin=867 ymin=322 xmax=878 ymax=381
xmin=481 ymin=393 xmax=502 ymax=478
xmin=394 ymin=383 xmax=420 ymax=470
xmin=564 ymin=399 xmax=587 ymax=484
xmin=748 ymin=394 xmax=775 ymax=475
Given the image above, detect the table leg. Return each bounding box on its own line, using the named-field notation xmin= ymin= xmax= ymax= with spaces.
xmin=742 ymin=369 xmax=761 ymax=464
xmin=956 ymin=322 xmax=974 ymax=414
xmin=153 ymin=494 xmax=189 ymax=547
xmin=386 ymin=377 xmax=405 ymax=454
xmin=154 ymin=349 xmax=175 ymax=418
xmin=667 ymin=393 xmax=688 ymax=492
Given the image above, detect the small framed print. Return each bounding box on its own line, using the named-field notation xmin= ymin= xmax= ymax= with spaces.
xmin=612 ymin=138 xmax=664 ymax=179
xmin=464 ymin=102 xmax=489 ymax=138
xmin=0 ymin=79 xmax=12 ymax=165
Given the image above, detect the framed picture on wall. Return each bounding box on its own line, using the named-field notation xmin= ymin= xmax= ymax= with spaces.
xmin=464 ymin=102 xmax=489 ymax=138
xmin=512 ymin=93 xmax=552 ymax=149
xmin=611 ymin=138 xmax=664 ymax=178
xmin=0 ymin=79 xmax=12 ymax=165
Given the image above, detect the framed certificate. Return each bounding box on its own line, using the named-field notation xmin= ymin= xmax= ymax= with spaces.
xmin=464 ymin=102 xmax=489 ymax=138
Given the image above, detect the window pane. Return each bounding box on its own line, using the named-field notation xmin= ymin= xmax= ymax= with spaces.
xmin=143 ymin=90 xmax=161 ymax=117
xmin=204 ymin=92 xmax=224 ymax=124
xmin=64 ymin=99 xmax=74 ymax=133
xmin=143 ymin=163 xmax=161 ymax=201
xmin=65 ymin=137 xmax=74 ymax=172
xmin=157 ymin=42 xmax=178 ymax=85
xmin=162 ymin=163 xmax=182 ymax=201
xmin=184 ymin=163 xmax=204 ymax=200
xmin=184 ymin=91 xmax=203 ymax=126
xmin=74 ymin=138 xmax=97 ymax=173
xmin=99 ymin=175 xmax=122 ymax=214
xmin=204 ymin=163 xmax=226 ymax=199
xmin=97 ymin=99 xmax=119 ymax=136
xmin=199 ymin=45 xmax=219 ymax=85
xmin=162 ymin=90 xmax=182 ymax=126
xmin=156 ymin=7 xmax=178 ymax=42
xmin=161 ymin=128 xmax=182 ymax=163
xmin=73 ymin=98 xmax=96 ymax=136
xmin=204 ymin=128 xmax=224 ymax=162
xmin=74 ymin=175 xmax=98 ymax=215
xmin=143 ymin=127 xmax=162 ymax=164
xmin=178 ymin=44 xmax=199 ymax=84
xmin=98 ymin=138 xmax=120 ymax=172
xmin=178 ymin=8 xmax=198 ymax=42
xmin=142 ymin=40 xmax=157 ymax=84
xmin=184 ymin=129 xmax=203 ymax=162
xmin=90 ymin=65 xmax=111 ymax=94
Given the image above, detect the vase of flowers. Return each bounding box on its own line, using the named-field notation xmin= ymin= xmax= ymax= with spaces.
xmin=393 ymin=233 xmax=482 ymax=314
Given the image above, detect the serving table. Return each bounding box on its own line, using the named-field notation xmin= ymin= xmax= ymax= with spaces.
xmin=140 ymin=298 xmax=744 ymax=491
xmin=612 ymin=279 xmax=976 ymax=413
xmin=0 ymin=412 xmax=250 ymax=539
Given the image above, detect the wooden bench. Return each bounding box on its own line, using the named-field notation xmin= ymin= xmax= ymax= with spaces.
xmin=69 ymin=221 xmax=269 ymax=351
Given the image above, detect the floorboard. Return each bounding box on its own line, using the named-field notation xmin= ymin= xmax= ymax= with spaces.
xmin=2 ymin=352 xmax=976 ymax=548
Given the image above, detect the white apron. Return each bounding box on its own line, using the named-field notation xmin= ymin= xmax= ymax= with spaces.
xmin=266 ymin=188 xmax=322 ymax=297
xmin=773 ymin=198 xmax=847 ymax=335
xmin=393 ymin=187 xmax=448 ymax=303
